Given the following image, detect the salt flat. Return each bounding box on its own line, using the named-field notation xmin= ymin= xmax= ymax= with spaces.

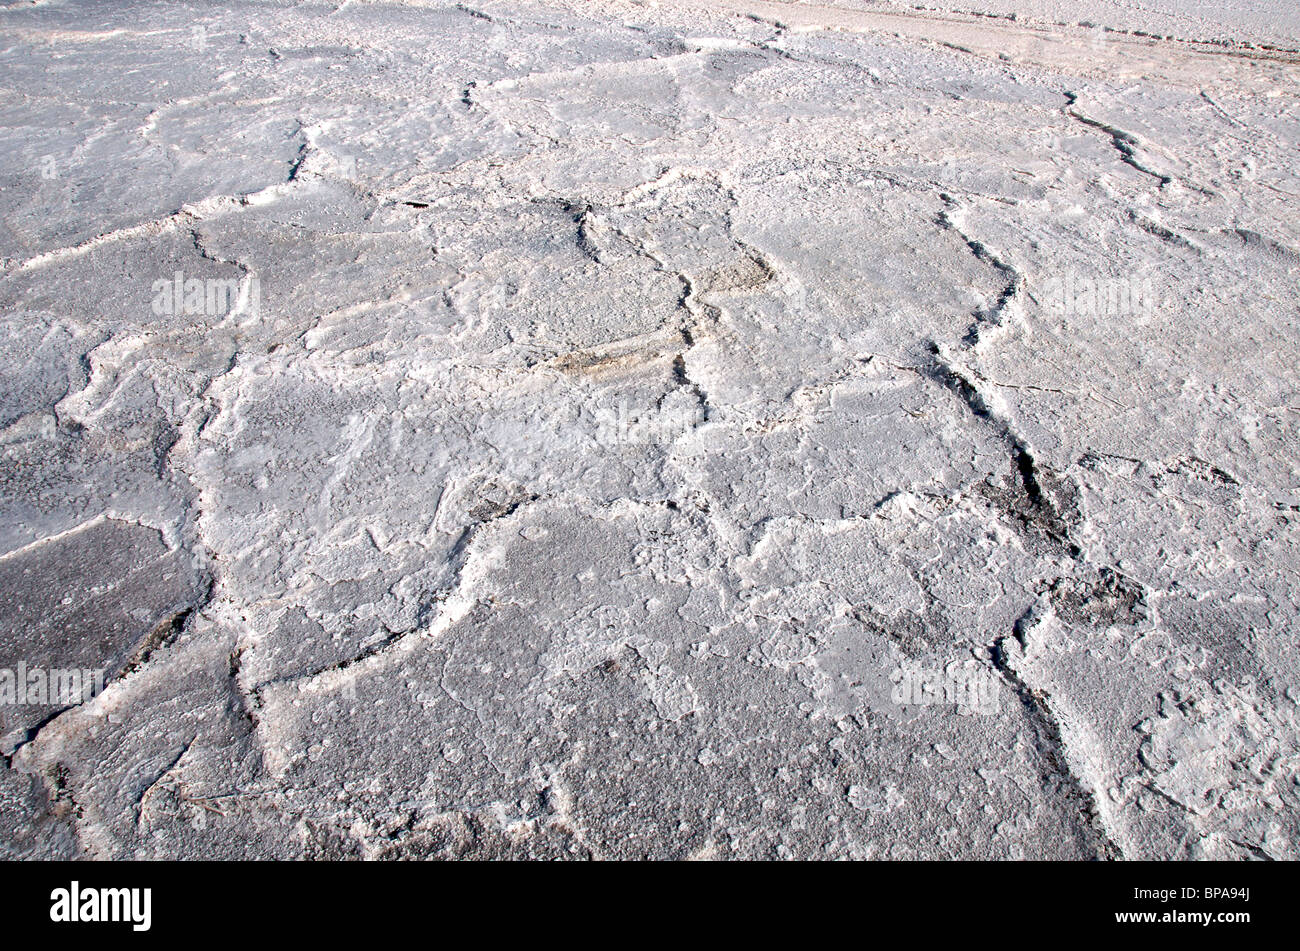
xmin=0 ymin=0 xmax=1297 ymax=859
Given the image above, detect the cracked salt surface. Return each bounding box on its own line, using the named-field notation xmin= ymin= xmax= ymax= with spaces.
xmin=0 ymin=0 xmax=1297 ymax=860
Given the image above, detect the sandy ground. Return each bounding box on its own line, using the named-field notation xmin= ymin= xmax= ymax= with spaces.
xmin=0 ymin=0 xmax=1297 ymax=859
